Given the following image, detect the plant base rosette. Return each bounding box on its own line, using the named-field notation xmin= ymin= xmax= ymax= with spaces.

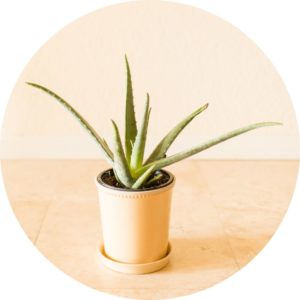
xmin=96 ymin=169 xmax=175 ymax=274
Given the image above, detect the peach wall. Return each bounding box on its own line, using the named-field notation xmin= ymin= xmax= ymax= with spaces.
xmin=1 ymin=1 xmax=299 ymax=159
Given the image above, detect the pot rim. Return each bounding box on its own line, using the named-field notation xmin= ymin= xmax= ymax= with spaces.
xmin=96 ymin=168 xmax=175 ymax=194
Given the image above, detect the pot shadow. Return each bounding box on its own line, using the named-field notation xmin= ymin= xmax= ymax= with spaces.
xmin=159 ymin=235 xmax=269 ymax=275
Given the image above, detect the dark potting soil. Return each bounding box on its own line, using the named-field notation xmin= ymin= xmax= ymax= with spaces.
xmin=100 ymin=169 xmax=171 ymax=191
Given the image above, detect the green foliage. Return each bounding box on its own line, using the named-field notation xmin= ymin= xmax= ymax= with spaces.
xmin=125 ymin=55 xmax=137 ymax=162
xmin=26 ymin=57 xmax=282 ymax=190
xmin=111 ymin=120 xmax=134 ymax=187
xmin=130 ymin=94 xmax=151 ymax=171
xmin=26 ymin=82 xmax=114 ymax=163
xmin=144 ymin=102 xmax=209 ymax=164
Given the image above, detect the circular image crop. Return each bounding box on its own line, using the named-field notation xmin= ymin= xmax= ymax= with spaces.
xmin=1 ymin=1 xmax=299 ymax=299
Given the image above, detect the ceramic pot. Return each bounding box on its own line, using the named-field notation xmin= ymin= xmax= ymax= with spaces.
xmin=95 ymin=169 xmax=175 ymax=273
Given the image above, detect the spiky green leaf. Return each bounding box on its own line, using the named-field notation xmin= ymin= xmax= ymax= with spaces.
xmin=138 ymin=122 xmax=282 ymax=175
xmin=26 ymin=82 xmax=114 ymax=163
xmin=111 ymin=120 xmax=134 ymax=188
xmin=131 ymin=165 xmax=156 ymax=190
xmin=101 ymin=138 xmax=114 ymax=160
xmin=113 ymin=167 xmax=125 ymax=188
xmin=125 ymin=55 xmax=137 ymax=162
xmin=131 ymin=94 xmax=151 ymax=170
xmin=145 ymin=103 xmax=209 ymax=164
xmin=144 ymin=172 xmax=164 ymax=188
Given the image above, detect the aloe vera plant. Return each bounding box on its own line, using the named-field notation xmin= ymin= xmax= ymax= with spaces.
xmin=26 ymin=56 xmax=281 ymax=189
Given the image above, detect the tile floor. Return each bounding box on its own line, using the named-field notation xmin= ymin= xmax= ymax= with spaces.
xmin=1 ymin=160 xmax=298 ymax=299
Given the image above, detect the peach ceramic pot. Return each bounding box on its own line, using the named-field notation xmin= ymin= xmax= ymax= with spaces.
xmin=96 ymin=169 xmax=175 ymax=274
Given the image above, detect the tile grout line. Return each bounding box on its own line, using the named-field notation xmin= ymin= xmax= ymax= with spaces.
xmin=210 ymin=193 xmax=242 ymax=270
xmin=33 ymin=198 xmax=54 ymax=245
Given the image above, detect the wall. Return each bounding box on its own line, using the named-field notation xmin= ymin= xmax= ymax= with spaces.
xmin=1 ymin=1 xmax=299 ymax=159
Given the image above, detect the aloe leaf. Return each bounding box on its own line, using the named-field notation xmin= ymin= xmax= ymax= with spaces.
xmin=113 ymin=167 xmax=125 ymax=188
xmin=125 ymin=55 xmax=138 ymax=162
xmin=131 ymin=94 xmax=151 ymax=170
xmin=131 ymin=164 xmax=156 ymax=190
xmin=111 ymin=120 xmax=134 ymax=188
xmin=101 ymin=138 xmax=114 ymax=160
xmin=144 ymin=172 xmax=163 ymax=188
xmin=138 ymin=122 xmax=282 ymax=174
xmin=145 ymin=103 xmax=209 ymax=164
xmin=26 ymin=82 xmax=114 ymax=163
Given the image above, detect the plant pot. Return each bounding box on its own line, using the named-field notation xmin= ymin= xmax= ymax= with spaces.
xmin=95 ymin=168 xmax=175 ymax=274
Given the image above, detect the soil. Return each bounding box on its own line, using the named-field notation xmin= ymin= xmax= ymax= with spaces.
xmin=99 ymin=169 xmax=171 ymax=191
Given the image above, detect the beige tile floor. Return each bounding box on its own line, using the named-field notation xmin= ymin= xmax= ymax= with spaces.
xmin=1 ymin=160 xmax=298 ymax=299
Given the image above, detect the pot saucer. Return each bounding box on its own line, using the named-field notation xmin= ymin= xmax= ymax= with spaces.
xmin=99 ymin=243 xmax=171 ymax=275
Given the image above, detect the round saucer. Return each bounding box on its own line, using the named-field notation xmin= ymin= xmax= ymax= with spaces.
xmin=99 ymin=243 xmax=171 ymax=275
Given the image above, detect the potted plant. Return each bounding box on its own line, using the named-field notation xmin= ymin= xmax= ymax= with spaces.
xmin=26 ymin=56 xmax=281 ymax=274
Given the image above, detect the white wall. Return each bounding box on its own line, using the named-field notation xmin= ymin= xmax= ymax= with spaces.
xmin=1 ymin=1 xmax=299 ymax=159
